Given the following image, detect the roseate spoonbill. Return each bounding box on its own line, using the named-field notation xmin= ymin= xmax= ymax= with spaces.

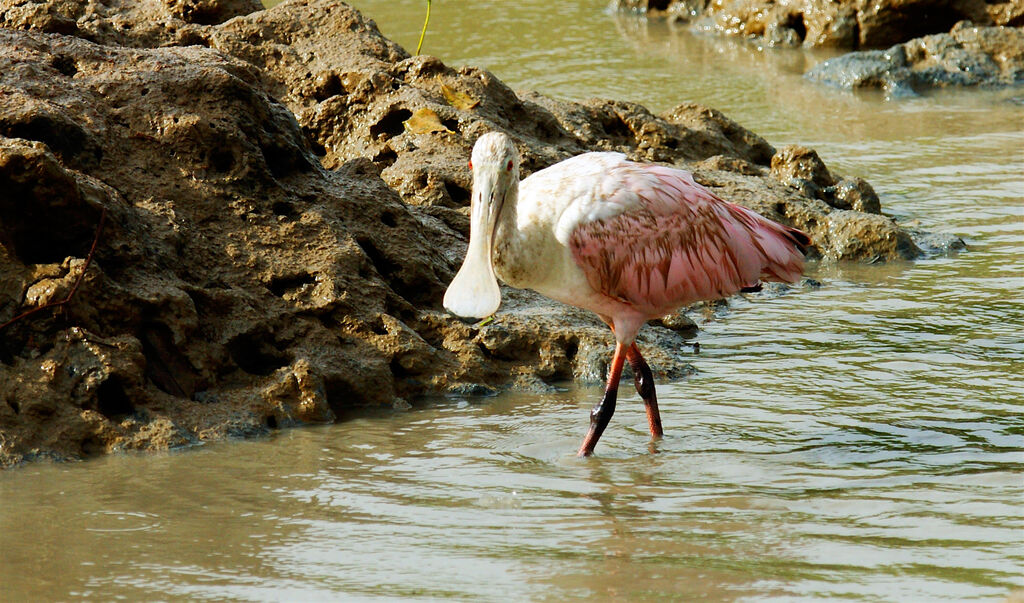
xmin=444 ymin=132 xmax=810 ymax=456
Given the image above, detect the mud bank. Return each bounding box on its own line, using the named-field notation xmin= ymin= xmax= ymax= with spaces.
xmin=0 ymin=0 xmax=958 ymax=466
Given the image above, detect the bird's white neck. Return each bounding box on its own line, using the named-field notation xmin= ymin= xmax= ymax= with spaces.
xmin=492 ymin=174 xmax=522 ymax=281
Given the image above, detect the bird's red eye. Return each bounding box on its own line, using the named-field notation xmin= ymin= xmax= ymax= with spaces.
xmin=506 ymin=160 xmax=513 ymax=171
xmin=468 ymin=160 xmax=473 ymax=170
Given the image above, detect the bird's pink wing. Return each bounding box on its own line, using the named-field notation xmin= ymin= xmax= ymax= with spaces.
xmin=567 ymin=162 xmax=809 ymax=315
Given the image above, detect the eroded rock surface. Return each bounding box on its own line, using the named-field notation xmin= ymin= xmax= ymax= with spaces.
xmin=806 ymin=22 xmax=1024 ymax=92
xmin=0 ymin=29 xmax=454 ymax=464
xmin=0 ymin=0 xmax=953 ymax=466
xmin=615 ymin=0 xmax=1024 ymax=49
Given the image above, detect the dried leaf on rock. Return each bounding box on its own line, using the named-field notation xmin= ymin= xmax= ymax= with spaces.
xmin=438 ymin=77 xmax=479 ymax=110
xmin=403 ymin=107 xmax=452 ymax=134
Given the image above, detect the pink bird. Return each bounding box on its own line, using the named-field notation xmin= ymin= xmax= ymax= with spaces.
xmin=444 ymin=132 xmax=810 ymax=456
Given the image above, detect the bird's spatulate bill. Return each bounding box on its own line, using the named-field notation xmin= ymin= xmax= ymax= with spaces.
xmin=443 ymin=196 xmax=501 ymax=319
xmin=443 ymin=235 xmax=500 ymax=318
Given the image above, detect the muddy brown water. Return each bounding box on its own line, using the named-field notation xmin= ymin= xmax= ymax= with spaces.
xmin=2 ymin=2 xmax=1023 ymax=600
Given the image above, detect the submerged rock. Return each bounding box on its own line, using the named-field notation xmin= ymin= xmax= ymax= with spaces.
xmin=614 ymin=0 xmax=1024 ymax=49
xmin=806 ymin=22 xmax=1024 ymax=93
xmin=0 ymin=0 xmax=954 ymax=466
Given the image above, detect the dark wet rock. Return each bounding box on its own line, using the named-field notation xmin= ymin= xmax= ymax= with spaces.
xmin=825 ymin=178 xmax=882 ymax=214
xmin=688 ymin=166 xmax=919 ymax=261
xmin=447 ymin=383 xmax=500 ymax=398
xmin=898 ymin=222 xmax=969 ymax=255
xmin=0 ymin=0 xmax=954 ymax=466
xmin=771 ymin=145 xmax=836 ymax=190
xmin=806 ymin=23 xmax=1024 ymax=92
xmin=614 ymin=0 xmax=1024 ymax=49
xmin=770 ymin=146 xmax=882 ymax=214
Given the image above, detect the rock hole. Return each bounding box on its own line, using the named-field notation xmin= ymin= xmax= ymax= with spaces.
xmin=268 ymin=272 xmax=316 ymax=297
xmin=784 ymin=13 xmax=806 ymax=42
xmin=443 ymin=181 xmax=471 ymax=206
xmin=7 ymin=398 xmax=19 ymax=414
xmin=565 ymin=338 xmax=579 ymax=363
xmin=357 ymin=261 xmax=374 ymax=279
xmin=774 ymin=202 xmax=787 ymax=217
xmin=265 ymin=415 xmax=279 ymax=429
xmin=356 ymin=236 xmax=400 ymax=279
xmin=369 ymin=108 xmax=412 ymax=140
xmin=96 ymin=377 xmax=134 ymax=421
xmin=208 ymin=148 xmax=235 ymax=173
xmin=864 ymin=6 xmax=963 ymax=46
xmin=178 ymin=5 xmax=233 ymax=26
xmin=371 ymin=316 xmax=389 ymax=336
xmin=389 ymin=356 xmax=410 ymax=379
xmin=306 ymin=136 xmax=326 ymax=157
xmin=271 ymin=201 xmax=298 ymax=217
xmin=178 ymin=30 xmax=210 ymax=47
xmin=50 ymin=55 xmax=77 ymax=77
xmin=140 ymin=322 xmax=195 ymax=398
xmin=261 ymin=141 xmax=313 ymax=179
xmin=441 ymin=117 xmax=460 ymax=133
xmin=0 ymin=112 xmax=101 ymax=169
xmin=601 ymin=115 xmax=632 ymax=139
xmin=228 ymin=332 xmax=289 ymax=376
xmin=904 ymin=7 xmax=960 ymax=39
xmin=323 ymin=376 xmax=364 ymax=418
xmin=380 ymin=211 xmax=398 ymax=227
xmin=314 ymin=73 xmax=343 ymax=102
xmin=0 ymin=199 xmax=101 ymax=265
xmin=81 ymin=436 xmax=106 ymax=457
xmin=372 ymin=148 xmax=398 ymax=168
xmin=648 ymin=0 xmax=671 ymax=9
xmin=400 ymin=271 xmax=441 ymax=307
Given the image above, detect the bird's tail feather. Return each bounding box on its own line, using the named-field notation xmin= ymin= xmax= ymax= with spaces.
xmin=728 ymin=203 xmax=811 ymax=284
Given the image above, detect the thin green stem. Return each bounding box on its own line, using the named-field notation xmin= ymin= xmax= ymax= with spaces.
xmin=415 ymin=0 xmax=431 ymax=55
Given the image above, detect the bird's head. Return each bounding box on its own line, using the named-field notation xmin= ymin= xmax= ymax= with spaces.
xmin=443 ymin=132 xmax=520 ymax=319
xmin=469 ymin=131 xmax=520 ymax=190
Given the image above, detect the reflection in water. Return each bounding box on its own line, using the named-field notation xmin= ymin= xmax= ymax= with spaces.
xmin=1 ymin=1 xmax=1022 ymax=600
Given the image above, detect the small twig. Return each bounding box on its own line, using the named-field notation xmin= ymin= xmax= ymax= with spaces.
xmin=415 ymin=0 xmax=431 ymax=55
xmin=0 ymin=207 xmax=107 ymax=333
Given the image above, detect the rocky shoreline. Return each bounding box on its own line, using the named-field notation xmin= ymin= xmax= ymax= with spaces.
xmin=615 ymin=0 xmax=1024 ymax=92
xmin=807 ymin=21 xmax=1024 ymax=93
xmin=0 ymin=0 xmax=961 ymax=466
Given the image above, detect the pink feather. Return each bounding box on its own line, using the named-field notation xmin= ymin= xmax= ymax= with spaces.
xmin=568 ymin=162 xmax=809 ymax=318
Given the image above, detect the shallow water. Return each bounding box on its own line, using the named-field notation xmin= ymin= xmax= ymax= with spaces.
xmin=2 ymin=2 xmax=1023 ymax=600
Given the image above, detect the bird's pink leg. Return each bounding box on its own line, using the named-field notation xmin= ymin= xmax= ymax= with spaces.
xmin=577 ymin=342 xmax=626 ymax=457
xmin=627 ymin=343 xmax=663 ymax=439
